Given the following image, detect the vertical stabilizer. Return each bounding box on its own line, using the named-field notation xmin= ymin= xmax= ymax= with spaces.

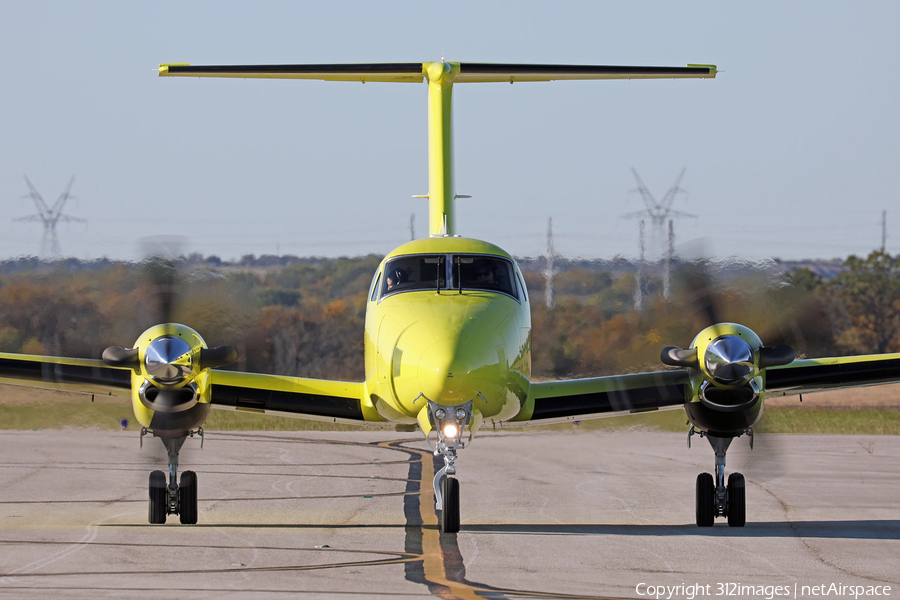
xmin=425 ymin=61 xmax=458 ymax=236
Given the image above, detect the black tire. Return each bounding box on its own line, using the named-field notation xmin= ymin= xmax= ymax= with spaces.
xmin=149 ymin=470 xmax=167 ymax=524
xmin=696 ymin=472 xmax=715 ymax=527
xmin=179 ymin=470 xmax=198 ymax=525
xmin=441 ymin=476 xmax=460 ymax=533
xmin=727 ymin=472 xmax=746 ymax=527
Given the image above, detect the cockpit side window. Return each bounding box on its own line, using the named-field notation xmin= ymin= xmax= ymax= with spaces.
xmin=369 ymin=271 xmax=381 ymax=302
xmin=516 ymin=269 xmax=529 ymax=302
xmin=455 ymin=256 xmax=517 ymax=298
xmin=380 ymin=255 xmax=446 ymax=297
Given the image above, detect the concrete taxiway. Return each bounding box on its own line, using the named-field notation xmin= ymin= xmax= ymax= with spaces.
xmin=0 ymin=428 xmax=897 ymax=599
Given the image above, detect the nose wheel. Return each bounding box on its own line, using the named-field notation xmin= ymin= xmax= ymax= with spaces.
xmin=432 ymin=435 xmax=462 ymax=533
xmin=433 ymin=451 xmax=461 ymax=533
xmin=440 ymin=476 xmax=460 ymax=533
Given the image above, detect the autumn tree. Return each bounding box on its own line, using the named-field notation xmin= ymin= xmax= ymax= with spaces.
xmin=827 ymin=250 xmax=900 ymax=354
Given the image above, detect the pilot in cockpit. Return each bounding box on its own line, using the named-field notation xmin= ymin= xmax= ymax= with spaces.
xmin=473 ymin=259 xmax=496 ymax=285
xmin=386 ymin=268 xmax=409 ymax=291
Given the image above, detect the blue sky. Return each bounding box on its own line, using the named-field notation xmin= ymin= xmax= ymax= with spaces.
xmin=1 ymin=1 xmax=897 ymax=262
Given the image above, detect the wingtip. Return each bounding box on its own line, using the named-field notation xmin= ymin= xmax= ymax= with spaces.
xmin=687 ymin=64 xmax=718 ymax=77
xmin=158 ymin=63 xmax=189 ymax=76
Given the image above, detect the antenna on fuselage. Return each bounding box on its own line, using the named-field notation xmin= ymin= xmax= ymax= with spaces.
xmin=410 ymin=213 xmax=415 ymax=241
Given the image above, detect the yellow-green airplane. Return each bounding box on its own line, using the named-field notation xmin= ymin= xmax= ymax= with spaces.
xmin=2 ymin=61 xmax=899 ymax=532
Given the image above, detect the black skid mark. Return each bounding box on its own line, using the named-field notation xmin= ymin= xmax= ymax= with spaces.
xmin=387 ymin=439 xmax=511 ymax=600
xmin=384 ymin=439 xmax=612 ymax=600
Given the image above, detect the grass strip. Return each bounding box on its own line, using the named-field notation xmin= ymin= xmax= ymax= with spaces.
xmin=1 ymin=400 xmax=898 ymax=435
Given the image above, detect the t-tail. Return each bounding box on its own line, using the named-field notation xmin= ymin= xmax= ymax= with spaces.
xmin=159 ymin=61 xmax=716 ymax=237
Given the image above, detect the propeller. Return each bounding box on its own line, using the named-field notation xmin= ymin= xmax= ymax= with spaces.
xmin=660 ymin=242 xmax=797 ymax=377
xmin=140 ymin=235 xmax=185 ymax=327
xmin=656 ymin=240 xmax=809 ymax=483
xmin=101 ymin=237 xmax=237 ymax=375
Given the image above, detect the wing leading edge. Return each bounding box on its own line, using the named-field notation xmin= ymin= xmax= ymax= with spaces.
xmin=209 ymin=370 xmax=387 ymax=427
xmin=765 ymin=353 xmax=900 ymax=398
xmin=507 ymin=351 xmax=900 ymax=427
xmin=0 ymin=352 xmax=131 ymax=398
xmin=507 ymin=370 xmax=691 ymax=427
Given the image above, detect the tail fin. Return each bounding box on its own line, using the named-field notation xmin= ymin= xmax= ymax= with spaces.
xmin=160 ymin=61 xmax=716 ymax=236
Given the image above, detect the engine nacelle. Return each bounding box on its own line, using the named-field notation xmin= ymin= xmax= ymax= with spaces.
xmin=661 ymin=323 xmax=794 ymax=436
xmin=102 ymin=323 xmax=237 ymax=435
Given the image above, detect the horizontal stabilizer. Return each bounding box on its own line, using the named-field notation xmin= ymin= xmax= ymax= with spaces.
xmin=159 ymin=62 xmax=716 ymax=83
xmin=159 ymin=63 xmax=425 ymax=83
xmin=454 ymin=63 xmax=716 ymax=83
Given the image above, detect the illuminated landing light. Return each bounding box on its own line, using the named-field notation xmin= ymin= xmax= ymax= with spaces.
xmin=442 ymin=422 xmax=459 ymax=439
xmin=428 ymin=399 xmax=474 ymax=447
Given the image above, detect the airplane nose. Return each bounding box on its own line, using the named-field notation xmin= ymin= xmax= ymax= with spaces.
xmin=417 ymin=339 xmax=466 ymax=403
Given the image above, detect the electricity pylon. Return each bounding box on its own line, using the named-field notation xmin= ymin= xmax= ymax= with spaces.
xmin=14 ymin=176 xmax=86 ymax=257
xmin=543 ymin=217 xmax=558 ymax=308
xmin=621 ymin=168 xmax=696 ymax=307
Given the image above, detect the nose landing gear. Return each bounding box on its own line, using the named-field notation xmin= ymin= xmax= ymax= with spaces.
xmin=433 ymin=439 xmax=461 ymax=533
xmin=427 ymin=399 xmax=473 ymax=533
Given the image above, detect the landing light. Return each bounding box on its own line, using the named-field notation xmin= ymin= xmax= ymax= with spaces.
xmin=442 ymin=422 xmax=459 ymax=439
xmin=428 ymin=399 xmax=474 ymax=447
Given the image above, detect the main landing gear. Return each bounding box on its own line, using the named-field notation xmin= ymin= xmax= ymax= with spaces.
xmin=689 ymin=426 xmax=747 ymax=527
xmin=145 ymin=428 xmax=202 ymax=525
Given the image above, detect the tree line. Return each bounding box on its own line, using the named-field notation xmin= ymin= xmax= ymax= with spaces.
xmin=0 ymin=250 xmax=897 ymax=381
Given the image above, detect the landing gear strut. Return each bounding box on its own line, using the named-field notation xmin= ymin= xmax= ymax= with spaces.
xmin=433 ymin=440 xmax=461 ymax=533
xmin=428 ymin=399 xmax=473 ymax=534
xmin=146 ymin=429 xmax=202 ymax=524
xmin=689 ymin=427 xmax=746 ymax=527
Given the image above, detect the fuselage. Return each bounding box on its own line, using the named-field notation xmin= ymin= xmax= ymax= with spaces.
xmin=363 ymin=237 xmax=532 ymax=431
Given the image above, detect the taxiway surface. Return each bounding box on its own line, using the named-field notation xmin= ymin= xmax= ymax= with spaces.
xmin=0 ymin=429 xmax=897 ymax=599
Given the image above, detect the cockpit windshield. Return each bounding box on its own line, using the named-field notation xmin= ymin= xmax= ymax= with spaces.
xmin=380 ymin=254 xmax=519 ymax=300
xmin=381 ymin=255 xmax=446 ymax=295
xmin=453 ymin=256 xmax=516 ymax=297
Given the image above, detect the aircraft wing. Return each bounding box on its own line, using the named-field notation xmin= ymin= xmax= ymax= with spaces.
xmin=764 ymin=353 xmax=900 ymax=398
xmin=509 ymin=352 xmax=900 ymax=427
xmin=0 ymin=352 xmax=132 ymax=398
xmin=208 ymin=370 xmax=387 ymax=427
xmin=158 ymin=62 xmax=716 ymax=83
xmin=507 ymin=370 xmax=691 ymax=427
